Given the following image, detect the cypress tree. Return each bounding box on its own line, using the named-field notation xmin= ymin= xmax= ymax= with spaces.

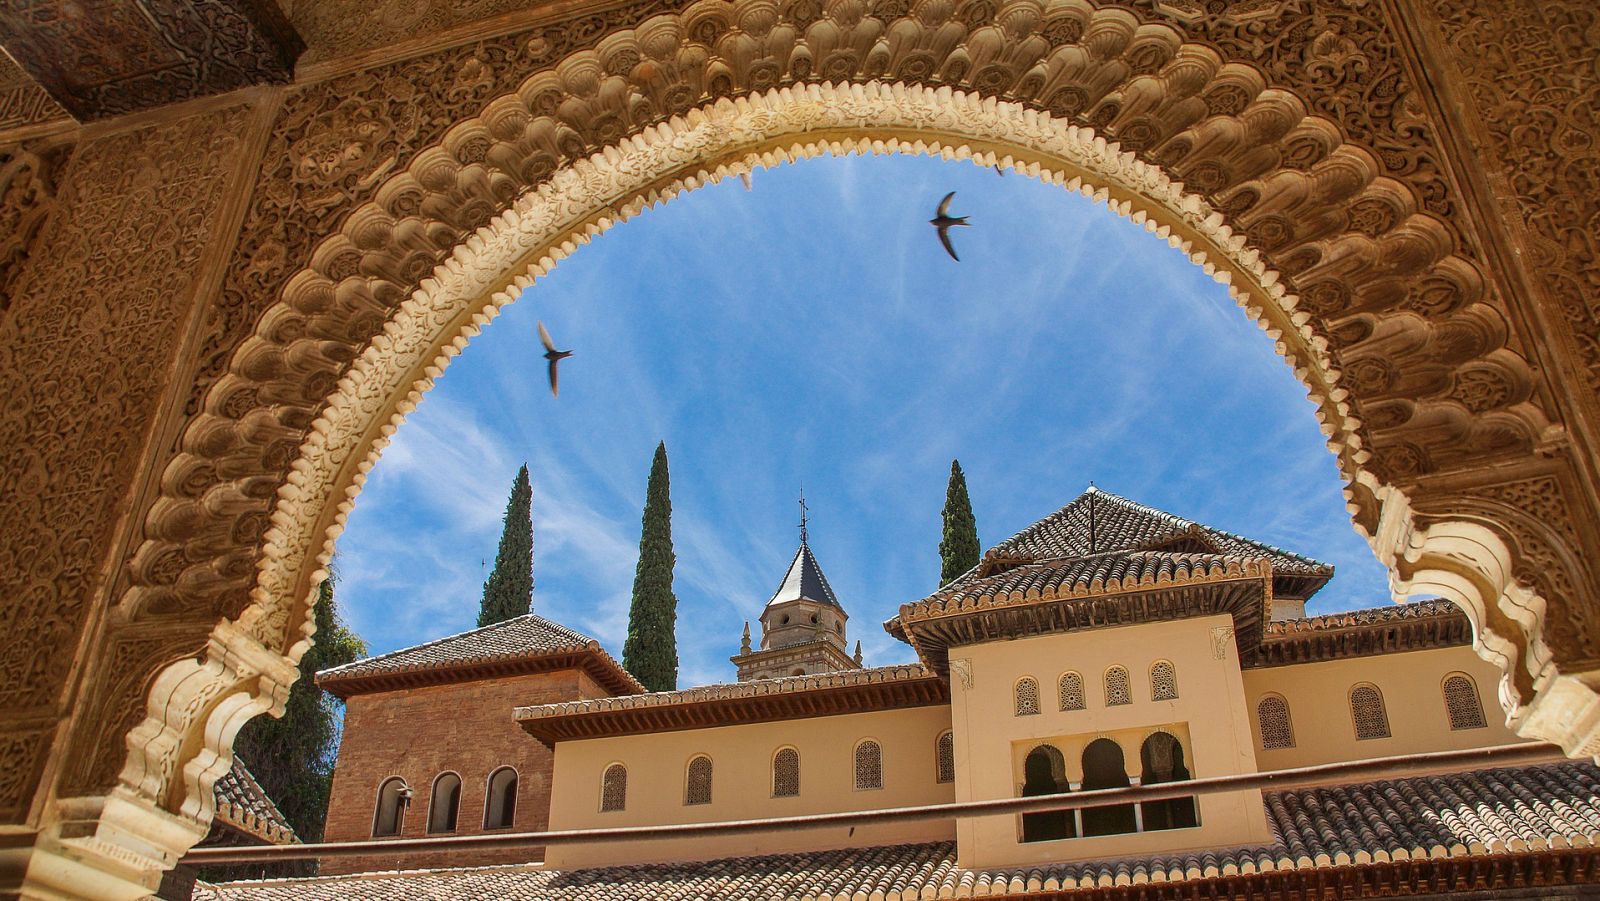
xmin=225 ymin=575 xmax=365 ymax=876
xmin=939 ymin=459 xmax=981 ymax=585
xmin=623 ymin=442 xmax=678 ymax=692
xmin=478 ymin=464 xmax=534 ymax=627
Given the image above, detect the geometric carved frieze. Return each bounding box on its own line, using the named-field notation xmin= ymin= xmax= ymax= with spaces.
xmin=0 ymin=50 xmax=70 ymax=133
xmin=0 ymin=0 xmax=300 ymax=120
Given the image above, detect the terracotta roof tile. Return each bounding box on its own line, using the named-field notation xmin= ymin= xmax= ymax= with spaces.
xmin=1263 ymin=598 xmax=1463 ymax=634
xmin=901 ymin=550 xmax=1266 ymax=621
xmin=515 ymin=664 xmax=934 ymax=721
xmin=316 ymin=614 xmax=644 ymax=696
xmin=212 ymin=758 xmax=297 ymax=846
xmin=969 ymin=488 xmax=1332 ymax=585
xmin=197 ymin=762 xmax=1600 ymax=900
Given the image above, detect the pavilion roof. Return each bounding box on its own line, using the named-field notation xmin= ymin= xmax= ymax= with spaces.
xmin=316 ymin=614 xmax=643 ymax=699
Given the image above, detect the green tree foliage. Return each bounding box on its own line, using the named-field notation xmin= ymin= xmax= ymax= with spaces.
xmin=623 ymin=442 xmax=678 ymax=692
xmin=479 ymin=464 xmax=534 ymax=627
xmin=223 ymin=576 xmax=365 ymax=876
xmin=939 ymin=459 xmax=981 ymax=585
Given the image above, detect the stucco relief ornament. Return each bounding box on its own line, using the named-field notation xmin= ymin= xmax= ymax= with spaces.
xmin=950 ymin=657 xmax=974 ymax=689
xmin=1210 ymin=625 xmax=1234 ymax=660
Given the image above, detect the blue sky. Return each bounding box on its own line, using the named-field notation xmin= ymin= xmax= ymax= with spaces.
xmin=332 ymin=152 xmax=1395 ymax=688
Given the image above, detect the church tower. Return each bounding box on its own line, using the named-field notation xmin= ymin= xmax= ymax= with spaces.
xmin=732 ymin=503 xmax=864 ymax=681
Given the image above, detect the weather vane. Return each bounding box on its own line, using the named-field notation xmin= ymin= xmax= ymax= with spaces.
xmin=798 ymin=491 xmax=810 ymax=546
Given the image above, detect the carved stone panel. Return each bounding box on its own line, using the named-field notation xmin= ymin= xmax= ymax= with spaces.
xmin=0 ymin=0 xmax=300 ymax=120
xmin=0 ymin=140 xmax=67 ymax=308
xmin=1425 ymin=0 xmax=1600 ymax=412
xmin=0 ymin=103 xmax=252 ymax=822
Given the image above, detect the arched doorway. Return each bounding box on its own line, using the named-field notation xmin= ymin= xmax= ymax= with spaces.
xmin=1079 ymin=738 xmax=1136 ymax=837
xmin=1019 ymin=744 xmax=1073 ymax=843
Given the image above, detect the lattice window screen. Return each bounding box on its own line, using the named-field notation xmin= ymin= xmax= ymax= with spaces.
xmin=600 ymin=764 xmax=627 ymax=812
xmin=854 ymin=741 xmax=883 ymax=790
xmin=936 ymin=732 xmax=955 ymax=784
xmin=1104 ymin=666 xmax=1131 ymax=706
xmin=773 ymin=748 xmax=801 ymax=797
xmin=685 ymin=756 xmax=713 ymax=805
xmin=1150 ymin=661 xmax=1178 ymax=700
xmin=1257 ymin=695 xmax=1294 ymax=749
xmin=1443 ymin=675 xmax=1487 ymax=730
xmin=1015 ymin=677 xmax=1041 ymax=716
xmin=1350 ymin=685 xmax=1391 ymax=740
xmin=1058 ymin=672 xmax=1085 ymax=711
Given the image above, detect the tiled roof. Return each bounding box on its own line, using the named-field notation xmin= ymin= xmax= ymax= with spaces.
xmin=518 ymin=664 xmax=933 ymax=721
xmin=1264 ymin=597 xmax=1464 ymax=635
xmin=1250 ymin=598 xmax=1474 ymax=667
xmin=316 ymin=614 xmax=643 ymax=697
xmin=766 ymin=544 xmax=842 ymax=609
xmin=212 ymin=758 xmax=297 ymax=846
xmin=197 ymin=761 xmax=1600 ymax=900
xmin=967 ymin=488 xmax=1332 ymax=587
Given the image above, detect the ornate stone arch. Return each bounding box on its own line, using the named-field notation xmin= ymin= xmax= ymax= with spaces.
xmin=38 ymin=0 xmax=1598 ymax=892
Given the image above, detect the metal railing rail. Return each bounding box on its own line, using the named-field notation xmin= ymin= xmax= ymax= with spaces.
xmin=183 ymin=741 xmax=1560 ymax=866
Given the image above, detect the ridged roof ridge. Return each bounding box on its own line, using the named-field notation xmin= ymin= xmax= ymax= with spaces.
xmin=953 ymin=487 xmax=1331 ymax=589
xmin=198 ymin=761 xmax=1600 ymax=901
xmin=515 ymin=663 xmax=933 ymax=720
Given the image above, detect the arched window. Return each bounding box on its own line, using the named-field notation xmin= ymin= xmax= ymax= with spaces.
xmin=599 ymin=763 xmax=627 ymax=812
xmin=1350 ymin=684 xmax=1391 ymax=740
xmin=372 ymin=777 xmax=408 ymax=838
xmin=484 ymin=767 xmax=518 ymax=828
xmin=685 ymin=755 xmax=713 ymax=805
xmin=1256 ymin=694 xmax=1295 ymax=749
xmin=1104 ymin=666 xmax=1131 ymax=706
xmin=1019 ymin=744 xmax=1074 ymax=842
xmin=1014 ymin=677 xmax=1041 ymax=716
xmin=1080 ymin=738 xmax=1137 ymax=836
xmin=1139 ymin=732 xmax=1197 ymax=830
xmin=1149 ymin=661 xmax=1178 ymax=701
xmin=935 ymin=731 xmax=955 ymax=784
xmin=1058 ymin=672 xmax=1085 ymax=711
xmin=427 ymin=772 xmax=461 ymax=834
xmin=773 ymin=747 xmax=800 ymax=797
xmin=1443 ymin=674 xmax=1487 ymax=730
xmin=854 ymin=740 xmax=883 ymax=790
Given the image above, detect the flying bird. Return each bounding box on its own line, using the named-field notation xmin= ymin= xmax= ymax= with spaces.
xmin=929 ymin=191 xmax=970 ymax=262
xmin=537 ymin=321 xmax=573 ymax=397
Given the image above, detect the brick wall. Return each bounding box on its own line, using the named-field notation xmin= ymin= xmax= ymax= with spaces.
xmin=321 ymin=667 xmax=609 ymax=875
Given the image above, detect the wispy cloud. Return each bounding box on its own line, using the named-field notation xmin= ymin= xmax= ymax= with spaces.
xmin=333 ymin=152 xmax=1394 ymax=681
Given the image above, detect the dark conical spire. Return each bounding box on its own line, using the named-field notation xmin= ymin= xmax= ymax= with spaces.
xmin=767 ymin=544 xmax=841 ymax=609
